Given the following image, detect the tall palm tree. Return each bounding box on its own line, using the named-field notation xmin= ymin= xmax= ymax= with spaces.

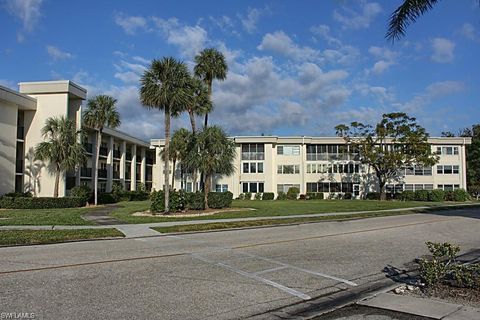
xmin=386 ymin=0 xmax=439 ymax=42
xmin=34 ymin=116 xmax=86 ymax=198
xmin=83 ymin=95 xmax=121 ymax=205
xmin=140 ymin=57 xmax=191 ymax=213
xmin=184 ymin=126 xmax=236 ymax=209
xmin=186 ymin=76 xmax=212 ymax=134
xmin=194 ymin=48 xmax=228 ymax=128
xmin=160 ymin=128 xmax=191 ymax=189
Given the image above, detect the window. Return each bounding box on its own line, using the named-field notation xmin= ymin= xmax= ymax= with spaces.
xmin=436 ymin=146 xmax=459 ymax=155
xmin=306 ymin=144 xmax=354 ymax=161
xmin=437 ymin=165 xmax=459 ymax=174
xmin=277 ymin=164 xmax=300 ymax=174
xmin=277 ymin=184 xmax=300 ymax=193
xmin=182 ymin=182 xmax=193 ymax=192
xmin=99 ymin=182 xmax=107 ymax=193
xmin=242 ymin=182 xmax=264 ymax=193
xmin=215 ymin=184 xmax=228 ymax=192
xmin=241 ymin=144 xmax=264 ymax=160
xmin=277 ymin=145 xmax=300 ymax=155
xmin=406 ymin=166 xmax=432 ymax=176
xmin=405 ymin=184 xmax=434 ymax=191
xmin=242 ymin=162 xmax=264 ymax=173
xmin=306 ymin=182 xmax=355 ymax=193
xmin=437 ymin=184 xmax=460 ymax=191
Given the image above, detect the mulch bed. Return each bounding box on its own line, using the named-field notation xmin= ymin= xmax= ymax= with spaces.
xmin=401 ymin=283 xmax=480 ymax=308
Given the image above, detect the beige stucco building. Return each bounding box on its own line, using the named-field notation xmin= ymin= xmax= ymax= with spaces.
xmin=0 ymin=80 xmax=472 ymax=198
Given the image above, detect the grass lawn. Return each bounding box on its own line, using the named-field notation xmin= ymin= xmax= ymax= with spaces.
xmin=110 ymin=199 xmax=465 ymax=224
xmin=0 ymin=207 xmax=96 ymax=226
xmin=0 ymin=229 xmax=124 ymax=246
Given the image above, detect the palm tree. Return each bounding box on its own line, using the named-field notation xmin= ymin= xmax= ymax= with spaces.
xmin=186 ymin=76 xmax=212 ymax=134
xmin=140 ymin=57 xmax=191 ymax=213
xmin=184 ymin=126 xmax=236 ymax=209
xmin=194 ymin=48 xmax=228 ymax=128
xmin=386 ymin=0 xmax=439 ymax=42
xmin=160 ymin=128 xmax=191 ymax=188
xmin=83 ymin=95 xmax=121 ymax=205
xmin=34 ymin=116 xmax=86 ymax=198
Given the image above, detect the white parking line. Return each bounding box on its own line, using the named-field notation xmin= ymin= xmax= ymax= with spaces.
xmin=254 ymin=266 xmax=289 ymax=275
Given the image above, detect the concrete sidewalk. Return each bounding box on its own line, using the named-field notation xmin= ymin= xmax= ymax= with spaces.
xmin=358 ymin=292 xmax=480 ymax=320
xmin=0 ymin=204 xmax=477 ymax=238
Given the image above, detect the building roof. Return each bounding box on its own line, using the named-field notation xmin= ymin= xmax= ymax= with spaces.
xmin=0 ymin=85 xmax=37 ymax=110
xmin=18 ymin=80 xmax=87 ymax=100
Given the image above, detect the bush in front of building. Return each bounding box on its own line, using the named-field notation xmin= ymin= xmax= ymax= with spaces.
xmin=244 ymin=192 xmax=252 ymax=200
xmin=237 ymin=193 xmax=245 ymax=200
xmin=0 ymin=196 xmax=84 ymax=209
xmin=366 ymin=192 xmax=381 ymax=200
xmin=262 ymin=192 xmax=275 ymax=200
xmin=208 ymin=192 xmax=233 ymax=209
xmin=185 ymin=192 xmax=205 ymax=210
xmin=150 ymin=190 xmax=233 ymax=212
xmin=276 ymin=191 xmax=287 ymax=200
xmin=3 ymin=192 xmax=33 ymax=198
xmin=286 ymin=187 xmax=300 ymax=200
xmin=70 ymin=185 xmax=92 ymax=205
xmin=447 ymin=189 xmax=470 ymax=202
xmin=428 ymin=189 xmax=445 ymax=202
xmin=343 ymin=192 xmax=353 ymax=200
xmin=150 ymin=190 xmax=184 ymax=212
xmin=254 ymin=193 xmax=262 ymax=200
xmin=414 ymin=190 xmax=430 ymax=201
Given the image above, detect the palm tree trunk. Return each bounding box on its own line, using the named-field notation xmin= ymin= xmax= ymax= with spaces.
xmin=53 ymin=166 xmax=60 ymax=198
xmin=171 ymin=159 xmax=176 ymax=189
xmin=94 ymin=131 xmax=101 ymax=205
xmin=164 ymin=109 xmax=171 ymax=213
xmin=188 ymin=110 xmax=196 ymax=134
xmin=203 ymin=80 xmax=212 ymax=128
xmin=204 ymin=173 xmax=210 ymax=210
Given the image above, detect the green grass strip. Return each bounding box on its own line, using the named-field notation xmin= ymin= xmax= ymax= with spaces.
xmin=0 ymin=228 xmax=124 ymax=246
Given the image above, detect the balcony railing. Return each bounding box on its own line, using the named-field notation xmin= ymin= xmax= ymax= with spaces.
xmin=126 ymin=152 xmax=132 ymax=161
xmin=98 ymin=169 xmax=107 ymax=179
xmin=15 ymin=160 xmax=23 ymax=173
xmin=113 ymin=171 xmax=120 ymax=179
xmin=146 ymin=174 xmax=153 ymax=181
xmin=83 ymin=143 xmax=93 ymax=154
xmin=17 ymin=126 xmax=24 ymax=140
xmin=125 ymin=173 xmax=131 ymax=181
xmin=136 ymin=173 xmax=141 ymax=181
xmin=99 ymin=147 xmax=108 ymax=157
xmin=113 ymin=150 xmax=121 ymax=159
xmin=80 ymin=167 xmax=92 ymax=177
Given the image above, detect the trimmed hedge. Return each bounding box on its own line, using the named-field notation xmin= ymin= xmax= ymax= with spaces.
xmin=0 ymin=196 xmax=84 ymax=209
xmin=254 ymin=193 xmax=262 ymax=200
xmin=366 ymin=192 xmax=380 ymax=200
xmin=401 ymin=190 xmax=415 ymax=201
xmin=244 ymin=192 xmax=252 ymax=200
xmin=428 ymin=189 xmax=445 ymax=202
xmin=3 ymin=192 xmax=32 ymax=198
xmin=277 ymin=191 xmax=288 ymax=200
xmin=286 ymin=187 xmax=300 ymax=200
xmin=150 ymin=190 xmax=233 ymax=213
xmin=414 ymin=190 xmax=430 ymax=201
xmin=262 ymin=192 xmax=275 ymax=200
xmin=70 ymin=185 xmax=91 ymax=205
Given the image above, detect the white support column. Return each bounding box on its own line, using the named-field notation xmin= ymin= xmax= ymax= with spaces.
xmin=131 ymin=145 xmax=137 ymax=191
xmin=140 ymin=147 xmax=146 ymax=186
xmin=91 ymin=132 xmax=98 ymax=191
xmin=106 ymin=136 xmax=114 ymax=192
xmin=461 ymin=143 xmax=468 ymax=190
xmin=120 ymin=141 xmax=126 ymax=189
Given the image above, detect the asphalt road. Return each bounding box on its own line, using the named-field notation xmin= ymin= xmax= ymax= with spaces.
xmin=1 ymin=208 xmax=479 ymax=320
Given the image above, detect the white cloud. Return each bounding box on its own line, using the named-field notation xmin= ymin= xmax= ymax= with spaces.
xmin=333 ymin=1 xmax=382 ymax=29
xmin=401 ymin=80 xmax=464 ymax=112
xmin=46 ymin=45 xmax=73 ymax=61
xmin=431 ymin=38 xmax=455 ymax=63
xmin=114 ymin=13 xmax=148 ymax=35
xmin=240 ymin=8 xmax=262 ymax=33
xmin=257 ymin=31 xmax=318 ymax=61
xmin=460 ymin=23 xmax=478 ymax=41
xmin=5 ymin=0 xmax=43 ymax=42
xmin=366 ymin=46 xmax=398 ymax=75
xmin=310 ymin=24 xmax=342 ymax=46
xmin=114 ymin=60 xmax=147 ymax=84
xmin=152 ymin=17 xmax=208 ymax=58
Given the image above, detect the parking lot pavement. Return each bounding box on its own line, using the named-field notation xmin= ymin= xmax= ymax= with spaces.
xmin=1 ymin=209 xmax=479 ymax=319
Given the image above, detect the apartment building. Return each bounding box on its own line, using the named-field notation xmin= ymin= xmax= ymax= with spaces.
xmin=0 ymin=81 xmax=154 ymax=196
xmin=151 ymin=136 xmax=471 ymax=198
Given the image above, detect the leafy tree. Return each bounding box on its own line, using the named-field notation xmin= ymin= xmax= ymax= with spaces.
xmin=194 ymin=48 xmax=228 ymax=128
xmin=386 ymin=0 xmax=440 ymax=42
xmin=34 ymin=116 xmax=86 ymax=198
xmin=336 ymin=113 xmax=439 ymax=200
xmin=140 ymin=57 xmax=191 ymax=213
xmin=160 ymin=128 xmax=192 ymax=188
xmin=83 ymin=95 xmax=121 ymax=205
xmin=184 ymin=126 xmax=236 ymax=209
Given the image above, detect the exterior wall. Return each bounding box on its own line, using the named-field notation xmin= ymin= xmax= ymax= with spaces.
xmin=0 ymin=101 xmax=18 ymax=195
xmin=151 ymin=137 xmax=472 ymax=199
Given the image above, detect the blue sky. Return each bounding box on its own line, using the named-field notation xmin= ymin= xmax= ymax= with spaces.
xmin=1 ymin=0 xmax=479 ymax=140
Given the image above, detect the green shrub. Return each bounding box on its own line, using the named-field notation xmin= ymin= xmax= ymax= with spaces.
xmin=208 ymin=192 xmax=233 ymax=209
xmin=450 ymin=264 xmax=480 ymax=288
xmin=3 ymin=191 xmax=32 ymax=197
xmin=254 ymin=193 xmax=262 ymax=200
xmin=343 ymin=192 xmax=352 ymax=200
xmin=244 ymin=192 xmax=252 ymax=200
xmin=420 ymin=242 xmax=461 ymax=287
xmin=444 ymin=190 xmax=455 ymax=201
xmin=452 ymin=189 xmax=470 ymax=202
xmin=401 ymin=190 xmax=415 ymax=201
xmin=150 ymin=190 xmax=185 ymax=213
xmin=428 ymin=189 xmax=445 ymax=202
xmin=316 ymin=192 xmax=324 ymax=200
xmin=185 ymin=192 xmax=205 ymax=210
xmin=262 ymin=192 xmax=274 ymax=200
xmin=70 ymin=185 xmax=91 ymax=205
xmin=286 ymin=187 xmax=300 ymax=200
xmin=98 ymin=193 xmax=116 ymax=204
xmin=0 ymin=196 xmax=84 ymax=209
xmin=306 ymin=192 xmax=324 ymax=200
xmin=366 ymin=192 xmax=380 ymax=200
xmin=122 ymin=190 xmax=149 ymax=201
xmin=276 ymin=192 xmax=287 ymax=200
xmin=299 ymin=194 xmax=306 ymax=200
xmin=414 ymin=190 xmax=430 ymax=201
xmin=237 ymin=193 xmax=245 ymax=200
xmin=111 ymin=182 xmax=124 ymax=202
